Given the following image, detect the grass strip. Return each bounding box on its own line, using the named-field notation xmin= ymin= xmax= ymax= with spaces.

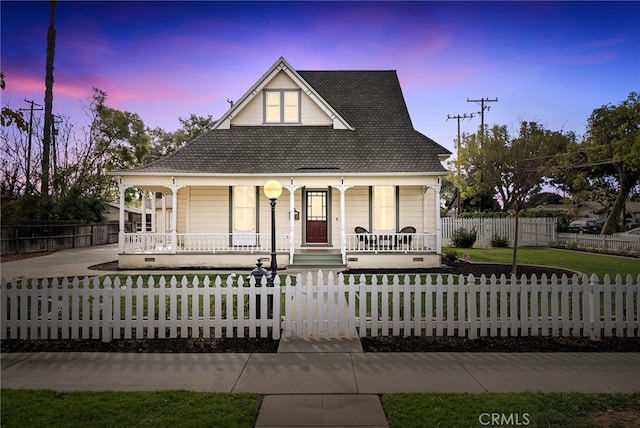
xmin=1 ymin=390 xmax=261 ymax=428
xmin=450 ymin=247 xmax=640 ymax=280
xmin=383 ymin=392 xmax=640 ymax=428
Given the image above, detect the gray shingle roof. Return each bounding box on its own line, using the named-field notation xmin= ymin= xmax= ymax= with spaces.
xmin=124 ymin=70 xmax=451 ymax=175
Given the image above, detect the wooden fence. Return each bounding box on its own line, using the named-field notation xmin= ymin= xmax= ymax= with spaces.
xmin=442 ymin=217 xmax=557 ymax=247
xmin=556 ymin=232 xmax=640 ymax=256
xmin=1 ymin=223 xmax=120 ymax=254
xmin=2 ymin=272 xmax=638 ymax=342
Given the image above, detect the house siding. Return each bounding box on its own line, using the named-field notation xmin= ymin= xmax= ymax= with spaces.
xmin=189 ymin=187 xmax=229 ymax=233
xmin=399 ymin=186 xmax=425 ymax=231
xmin=345 ymin=186 xmax=371 ymax=234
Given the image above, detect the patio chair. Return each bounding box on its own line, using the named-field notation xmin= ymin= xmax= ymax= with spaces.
xmin=355 ymin=226 xmax=376 ymax=249
xmin=397 ymin=226 xmax=416 ymax=249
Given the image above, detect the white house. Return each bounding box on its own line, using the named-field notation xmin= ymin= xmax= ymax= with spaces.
xmin=110 ymin=57 xmax=451 ymax=269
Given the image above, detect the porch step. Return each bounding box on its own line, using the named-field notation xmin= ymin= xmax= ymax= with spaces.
xmin=290 ymin=251 xmax=345 ymax=269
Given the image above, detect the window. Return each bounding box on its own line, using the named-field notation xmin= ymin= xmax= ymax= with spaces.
xmin=373 ymin=186 xmax=395 ymax=232
xmin=233 ymin=186 xmax=256 ymax=231
xmin=264 ymin=90 xmax=300 ymax=123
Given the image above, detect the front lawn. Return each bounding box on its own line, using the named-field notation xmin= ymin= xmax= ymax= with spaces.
xmin=0 ymin=390 xmax=261 ymax=428
xmin=451 ymin=247 xmax=640 ymax=279
xmin=383 ymin=392 xmax=640 ymax=428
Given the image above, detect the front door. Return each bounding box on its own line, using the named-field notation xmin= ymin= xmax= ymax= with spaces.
xmin=305 ymin=190 xmax=328 ymax=244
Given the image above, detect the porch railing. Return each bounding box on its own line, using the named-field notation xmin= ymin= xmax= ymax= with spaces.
xmin=344 ymin=232 xmax=437 ymax=253
xmin=123 ymin=233 xmax=289 ymax=254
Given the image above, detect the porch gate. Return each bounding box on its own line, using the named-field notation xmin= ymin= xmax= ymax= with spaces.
xmin=283 ymin=271 xmax=357 ymax=338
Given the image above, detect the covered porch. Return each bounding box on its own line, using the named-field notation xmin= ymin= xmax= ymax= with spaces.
xmin=114 ymin=175 xmax=443 ymax=269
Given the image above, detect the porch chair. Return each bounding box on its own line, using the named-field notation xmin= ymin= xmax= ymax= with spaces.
xmin=397 ymin=226 xmax=416 ymax=249
xmin=355 ymin=226 xmax=376 ymax=249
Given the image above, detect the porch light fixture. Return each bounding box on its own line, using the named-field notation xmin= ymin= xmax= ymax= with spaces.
xmin=263 ymin=180 xmax=282 ymax=290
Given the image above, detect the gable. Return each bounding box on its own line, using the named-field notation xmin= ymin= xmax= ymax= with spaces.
xmin=215 ymin=57 xmax=352 ymax=130
xmin=231 ymin=70 xmax=333 ymax=127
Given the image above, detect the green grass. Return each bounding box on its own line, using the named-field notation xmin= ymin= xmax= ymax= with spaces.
xmin=383 ymin=392 xmax=640 ymax=428
xmin=450 ymin=247 xmax=640 ymax=280
xmin=1 ymin=390 xmax=262 ymax=428
xmin=4 ymin=390 xmax=639 ymax=427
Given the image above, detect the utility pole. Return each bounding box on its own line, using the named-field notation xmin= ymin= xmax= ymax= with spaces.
xmin=19 ymin=99 xmax=43 ymax=194
xmin=447 ymin=113 xmax=475 ymax=216
xmin=467 ymin=97 xmax=498 ymax=138
xmin=467 ymin=98 xmax=497 ymax=212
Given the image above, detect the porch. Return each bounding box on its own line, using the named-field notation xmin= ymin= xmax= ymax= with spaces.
xmin=119 ymin=230 xmax=439 ymax=269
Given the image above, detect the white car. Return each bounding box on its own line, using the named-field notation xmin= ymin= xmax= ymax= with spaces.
xmin=619 ymin=227 xmax=640 ymax=237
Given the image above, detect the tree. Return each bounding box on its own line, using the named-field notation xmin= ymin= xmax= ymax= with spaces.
xmin=581 ymin=92 xmax=640 ymax=234
xmin=456 ymin=122 xmax=572 ymax=273
xmin=41 ymin=0 xmax=57 ymax=202
xmin=148 ymin=113 xmax=215 ymax=161
xmin=0 ymin=73 xmax=28 ymax=131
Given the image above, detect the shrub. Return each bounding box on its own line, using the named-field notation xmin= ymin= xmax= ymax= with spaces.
xmin=451 ymin=227 xmax=477 ymax=248
xmin=490 ymin=234 xmax=510 ymax=248
xmin=443 ymin=249 xmax=458 ymax=264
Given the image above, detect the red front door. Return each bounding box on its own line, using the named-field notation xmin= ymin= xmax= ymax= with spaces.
xmin=306 ymin=191 xmax=328 ymax=243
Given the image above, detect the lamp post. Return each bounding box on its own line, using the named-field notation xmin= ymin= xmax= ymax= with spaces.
xmin=263 ymin=180 xmax=282 ymax=286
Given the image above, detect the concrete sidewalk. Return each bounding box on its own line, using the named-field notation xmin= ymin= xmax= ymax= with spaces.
xmin=3 ymin=349 xmax=639 ymax=426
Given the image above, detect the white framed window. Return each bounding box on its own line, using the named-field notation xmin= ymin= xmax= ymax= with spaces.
xmin=373 ymin=186 xmax=395 ymax=232
xmin=264 ymin=90 xmax=300 ymax=123
xmin=233 ymin=186 xmax=256 ymax=245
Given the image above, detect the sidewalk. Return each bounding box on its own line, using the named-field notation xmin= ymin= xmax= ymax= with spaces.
xmin=3 ymin=340 xmax=640 ymax=427
xmin=2 ymin=247 xmax=640 ymax=426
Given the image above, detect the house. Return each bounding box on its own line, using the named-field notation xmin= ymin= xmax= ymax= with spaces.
xmin=110 ymin=57 xmax=451 ymax=269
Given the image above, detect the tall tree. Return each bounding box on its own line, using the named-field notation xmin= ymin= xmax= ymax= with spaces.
xmin=583 ymin=92 xmax=640 ymax=234
xmin=456 ymin=122 xmax=571 ymax=273
xmin=148 ymin=113 xmax=215 ymax=161
xmin=41 ymin=0 xmax=57 ymax=201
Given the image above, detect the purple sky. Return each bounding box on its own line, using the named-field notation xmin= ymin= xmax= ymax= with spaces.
xmin=2 ymin=1 xmax=639 ymax=155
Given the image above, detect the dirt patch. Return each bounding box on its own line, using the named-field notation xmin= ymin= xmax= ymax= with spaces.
xmin=590 ymin=409 xmax=640 ymax=428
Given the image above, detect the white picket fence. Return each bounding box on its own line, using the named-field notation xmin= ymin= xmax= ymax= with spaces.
xmin=2 ymin=272 xmax=638 ymax=342
xmin=556 ymin=232 xmax=640 ymax=255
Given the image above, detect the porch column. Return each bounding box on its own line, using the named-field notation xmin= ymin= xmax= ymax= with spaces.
xmin=435 ymin=178 xmax=442 ymax=254
xmin=285 ymin=180 xmax=300 ymax=265
xmin=161 ymin=193 xmax=167 ymax=233
xmin=334 ymin=180 xmax=352 ymax=264
xmin=141 ymin=189 xmax=147 ymax=234
xmin=170 ymin=178 xmax=182 ymax=254
xmin=150 ymin=192 xmax=156 ymax=233
xmin=118 ymin=177 xmax=125 ymax=253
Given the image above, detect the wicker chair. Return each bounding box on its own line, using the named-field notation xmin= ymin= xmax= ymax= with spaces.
xmin=397 ymin=226 xmax=416 ymax=249
xmin=355 ymin=226 xmax=376 ymax=249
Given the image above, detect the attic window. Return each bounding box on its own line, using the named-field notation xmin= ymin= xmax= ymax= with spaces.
xmin=264 ymin=90 xmax=300 ymax=123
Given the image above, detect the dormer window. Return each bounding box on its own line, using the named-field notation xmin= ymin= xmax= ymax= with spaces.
xmin=264 ymin=89 xmax=300 ymax=123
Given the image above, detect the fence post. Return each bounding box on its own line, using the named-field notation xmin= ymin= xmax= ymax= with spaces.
xmin=588 ymin=274 xmax=598 ymax=340
xmin=102 ymin=277 xmax=113 ymax=342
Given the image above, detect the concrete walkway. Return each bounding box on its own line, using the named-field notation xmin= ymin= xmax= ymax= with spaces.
xmin=2 ymin=246 xmax=640 ymax=426
xmin=3 ymin=346 xmax=640 ymax=426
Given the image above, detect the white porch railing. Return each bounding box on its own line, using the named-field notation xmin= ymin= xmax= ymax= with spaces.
xmin=124 ymin=233 xmax=289 ymax=254
xmin=345 ymin=232 xmax=437 ymax=253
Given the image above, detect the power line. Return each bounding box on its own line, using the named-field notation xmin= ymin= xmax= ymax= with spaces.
xmin=446 ymin=113 xmax=475 ymax=216
xmin=19 ymin=99 xmax=43 ymax=193
xmin=467 ymin=97 xmax=498 ymax=135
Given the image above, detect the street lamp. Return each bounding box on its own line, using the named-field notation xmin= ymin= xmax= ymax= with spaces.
xmin=263 ymin=180 xmax=282 ymax=286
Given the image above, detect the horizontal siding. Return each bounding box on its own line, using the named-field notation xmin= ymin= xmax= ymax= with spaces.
xmin=345 ymin=186 xmax=370 ymax=233
xmin=189 ymin=187 xmax=229 ymax=233
xmin=399 ymin=186 xmax=423 ymax=231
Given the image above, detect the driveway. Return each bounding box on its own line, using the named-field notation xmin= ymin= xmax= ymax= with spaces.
xmin=0 ymin=244 xmax=119 ymax=279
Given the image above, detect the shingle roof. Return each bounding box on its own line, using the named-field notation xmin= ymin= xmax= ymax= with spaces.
xmin=123 ymin=69 xmax=451 ymax=175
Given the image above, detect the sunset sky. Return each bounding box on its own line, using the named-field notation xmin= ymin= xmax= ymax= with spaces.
xmin=2 ymin=1 xmax=638 ymax=154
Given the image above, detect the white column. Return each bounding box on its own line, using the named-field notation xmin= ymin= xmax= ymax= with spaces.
xmin=118 ymin=177 xmax=125 ymax=253
xmin=170 ymin=178 xmax=181 ymax=254
xmin=161 ymin=194 xmax=167 ymax=233
xmin=150 ymin=192 xmax=156 ymax=233
xmin=334 ymin=180 xmax=352 ymax=264
xmin=141 ymin=189 xmax=147 ymax=234
xmin=435 ymin=178 xmax=442 ymax=254
xmin=285 ymin=181 xmax=300 ymax=265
